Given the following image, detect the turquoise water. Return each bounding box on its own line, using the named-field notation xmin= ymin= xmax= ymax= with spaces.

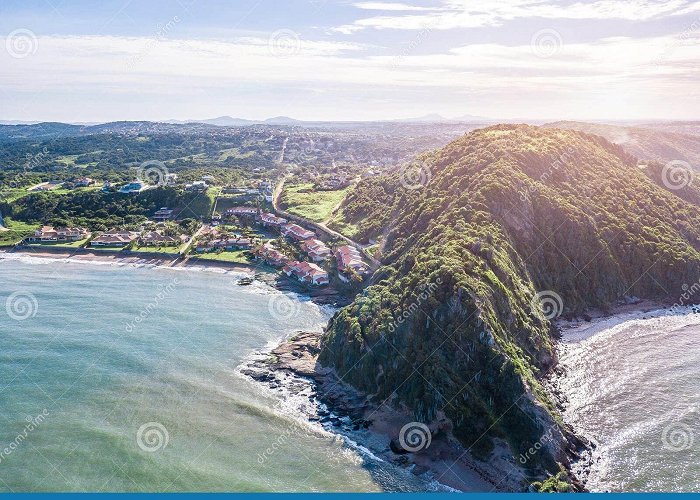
xmin=0 ymin=256 xmax=428 ymax=492
xmin=559 ymin=311 xmax=700 ymax=492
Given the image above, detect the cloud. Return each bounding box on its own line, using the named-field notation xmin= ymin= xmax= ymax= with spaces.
xmin=1 ymin=30 xmax=698 ymax=120
xmin=341 ymin=0 xmax=700 ymax=31
xmin=352 ymin=2 xmax=433 ymax=11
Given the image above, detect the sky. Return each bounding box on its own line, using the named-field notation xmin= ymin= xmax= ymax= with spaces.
xmin=0 ymin=0 xmax=699 ymax=122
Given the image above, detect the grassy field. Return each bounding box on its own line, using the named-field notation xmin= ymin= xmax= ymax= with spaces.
xmin=50 ymin=238 xmax=90 ymax=249
xmin=129 ymin=245 xmax=181 ymax=255
xmin=191 ymin=250 xmax=252 ymax=264
xmin=279 ymin=183 xmax=352 ymax=223
xmin=0 ymin=218 xmax=40 ymax=247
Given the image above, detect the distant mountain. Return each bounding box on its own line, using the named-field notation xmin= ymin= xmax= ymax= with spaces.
xmin=393 ymin=113 xmax=490 ymax=123
xmin=196 ymin=116 xmax=257 ymax=127
xmin=544 ymin=121 xmax=700 ymax=167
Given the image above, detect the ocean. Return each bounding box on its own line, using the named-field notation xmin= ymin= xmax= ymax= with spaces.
xmin=558 ymin=310 xmax=700 ymax=492
xmin=0 ymin=255 xmax=432 ymax=492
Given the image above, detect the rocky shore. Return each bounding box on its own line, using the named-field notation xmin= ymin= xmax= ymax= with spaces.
xmin=239 ymin=330 xmax=550 ymax=492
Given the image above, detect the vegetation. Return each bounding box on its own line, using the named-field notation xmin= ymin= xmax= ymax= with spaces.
xmin=320 ymin=125 xmax=700 ymax=477
xmin=279 ymin=183 xmax=352 ymax=223
xmin=0 ymin=217 xmax=38 ymax=247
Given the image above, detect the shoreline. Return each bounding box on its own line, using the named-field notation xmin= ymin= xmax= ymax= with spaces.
xmin=1 ymin=246 xmax=349 ymax=307
xmin=554 ymin=298 xmax=678 ymax=343
xmin=548 ymin=300 xmax=700 ymax=490
xmin=243 ymin=300 xmax=700 ymax=493
xmin=239 ymin=331 xmax=530 ymax=492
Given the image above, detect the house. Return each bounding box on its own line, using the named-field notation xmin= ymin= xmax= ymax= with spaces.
xmin=164 ymin=173 xmax=178 ymax=186
xmin=281 ymin=223 xmax=315 ymax=241
xmin=153 ymin=207 xmax=174 ymax=222
xmin=101 ymin=182 xmax=113 ymax=192
xmin=196 ymin=237 xmax=253 ymax=252
xmin=259 ymin=212 xmax=287 ymax=228
xmin=283 ymin=261 xmax=329 ymax=286
xmin=301 ymin=238 xmax=331 ymax=262
xmin=28 ymin=181 xmax=62 ymax=192
xmin=202 ymin=175 xmax=215 ymax=183
xmin=28 ymin=226 xmax=90 ymax=243
xmin=69 ymin=177 xmax=94 ymax=188
xmin=225 ymin=207 xmax=259 ymax=217
xmin=222 ymin=186 xmax=248 ymax=194
xmin=185 ymin=181 xmax=208 ymax=192
xmin=258 ymin=180 xmax=272 ymax=190
xmin=335 ymin=245 xmax=369 ymax=274
xmin=254 ymin=243 xmax=289 ymax=267
xmin=119 ymin=181 xmax=146 ymax=194
xmin=90 ymin=231 xmax=139 ymax=247
xmin=139 ymin=231 xmax=180 ymax=246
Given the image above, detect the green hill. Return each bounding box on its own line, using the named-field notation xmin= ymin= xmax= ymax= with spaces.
xmin=319 ymin=125 xmax=700 ymax=480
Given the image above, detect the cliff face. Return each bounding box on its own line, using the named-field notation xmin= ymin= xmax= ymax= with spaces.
xmin=319 ymin=125 xmax=700 ymax=477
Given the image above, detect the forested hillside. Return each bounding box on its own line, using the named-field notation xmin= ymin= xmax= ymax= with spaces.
xmin=320 ymin=125 xmax=700 ymax=479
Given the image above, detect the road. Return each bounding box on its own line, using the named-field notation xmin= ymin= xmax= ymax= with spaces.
xmin=271 ymin=175 xmax=380 ymax=268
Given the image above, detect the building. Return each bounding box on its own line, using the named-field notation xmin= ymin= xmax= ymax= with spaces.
xmin=185 ymin=181 xmax=208 ymax=192
xmin=283 ymin=261 xmax=329 ymax=286
xmin=222 ymin=186 xmax=248 ymax=194
xmin=335 ymin=245 xmax=369 ymax=274
xmin=139 ymin=231 xmax=181 ymax=246
xmin=119 ymin=181 xmax=146 ymax=194
xmin=259 ymin=212 xmax=287 ymax=228
xmin=70 ymin=177 xmax=94 ymax=187
xmin=165 ymin=173 xmax=178 ymax=186
xmin=225 ymin=207 xmax=259 ymax=217
xmin=153 ymin=207 xmax=174 ymax=222
xmin=28 ymin=226 xmax=90 ymax=243
xmin=281 ymin=223 xmax=315 ymax=241
xmin=28 ymin=181 xmax=62 ymax=192
xmin=301 ymin=238 xmax=331 ymax=262
xmin=254 ymin=242 xmax=289 ymax=267
xmin=90 ymin=231 xmax=139 ymax=247
xmin=196 ymin=237 xmax=253 ymax=252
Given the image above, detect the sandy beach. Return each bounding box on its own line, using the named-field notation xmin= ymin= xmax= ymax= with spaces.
xmin=555 ymin=299 xmax=679 ymax=343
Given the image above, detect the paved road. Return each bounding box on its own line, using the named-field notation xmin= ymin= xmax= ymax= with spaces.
xmin=272 ymin=176 xmax=380 ymax=268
